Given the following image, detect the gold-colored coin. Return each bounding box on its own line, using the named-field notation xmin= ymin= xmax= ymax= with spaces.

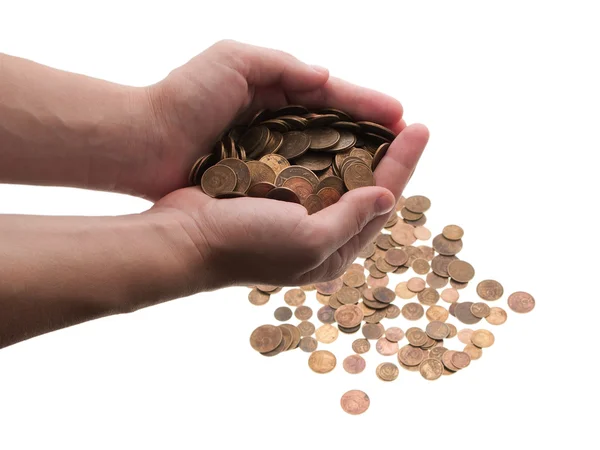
xmin=217 ymin=158 xmax=251 ymax=193
xmin=376 ymin=362 xmax=399 ymax=381
xmin=426 ymin=305 xmax=449 ymax=322
xmin=316 ymin=292 xmax=331 ymax=306
xmin=447 ymin=260 xmax=475 ymax=283
xmin=404 ymin=195 xmax=431 ymax=213
xmin=259 ymin=153 xmax=290 ymax=175
xmin=417 ymin=288 xmax=440 ymax=306
xmin=334 ymin=304 xmax=364 ymax=328
xmin=447 ymin=323 xmax=458 ymax=338
xmin=425 ymin=321 xmax=450 ymax=340
xmin=412 ymin=258 xmax=431 ymax=275
xmin=315 ymin=324 xmax=339 ymax=344
xmin=308 ymin=350 xmax=337 ymax=373
xmin=200 ymin=164 xmax=237 ymax=197
xmin=246 ymin=160 xmax=277 ymax=186
xmin=344 ymin=163 xmax=375 ymax=190
xmin=371 ymin=142 xmax=390 ymax=170
xmin=340 ymin=390 xmax=370 ymax=415
xmin=419 ymin=358 xmax=444 ymax=380
xmin=248 ymin=288 xmax=269 ymax=306
xmin=337 ymin=286 xmax=361 ymax=305
xmin=486 ymin=307 xmax=508 ymax=325
xmin=343 ymin=270 xmax=366 ymax=288
xmin=470 ymin=302 xmax=491 ymax=318
xmin=413 ymin=226 xmax=432 ymax=241
xmin=400 ymin=207 xmax=423 ymax=221
xmin=471 ymin=329 xmax=495 ymax=348
xmin=457 ymin=328 xmax=474 ymax=345
xmin=463 ymin=344 xmax=482 ymax=360
xmin=284 ymin=288 xmax=306 ymax=306
xmin=328 ymin=294 xmax=343 ymax=309
xmin=442 ymin=224 xmax=464 ymax=240
xmin=395 ymin=282 xmax=416 ymax=299
xmin=391 ymin=223 xmax=417 ymax=246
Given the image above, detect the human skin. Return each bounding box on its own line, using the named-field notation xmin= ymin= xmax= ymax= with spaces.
xmin=0 ymin=40 xmax=429 ymax=348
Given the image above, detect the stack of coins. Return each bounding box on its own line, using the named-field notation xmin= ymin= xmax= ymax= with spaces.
xmin=188 ymin=106 xmax=394 ymax=212
xmin=245 ymin=189 xmax=535 ymax=415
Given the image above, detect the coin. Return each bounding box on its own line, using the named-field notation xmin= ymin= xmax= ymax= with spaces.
xmin=317 ymin=305 xmax=336 ymax=324
xmin=508 ymin=291 xmax=535 ymax=313
xmin=350 ymin=147 xmax=374 ymax=165
xmin=297 ymin=321 xmax=316 ymax=337
xmin=359 ymin=301 xmax=376 ymax=317
xmin=425 ymin=321 xmax=450 ymax=339
xmin=299 ymin=337 xmax=318 ymax=353
xmin=486 ymin=307 xmax=508 ymax=325
xmin=248 ymin=288 xmax=270 ymax=306
xmin=471 ymin=329 xmax=495 ymax=348
xmin=303 ymin=194 xmax=324 ymax=214
xmin=417 ymin=288 xmax=440 ymax=306
xmin=275 ymin=165 xmax=319 ymax=189
xmin=343 ymin=270 xmax=366 ymax=288
xmin=457 ymin=328 xmax=474 ymax=345
xmin=401 ymin=207 xmax=423 ymax=221
xmin=338 ymin=324 xmax=361 ymax=334
xmin=391 ymin=223 xmax=417 ymax=246
xmin=344 ymin=163 xmax=375 ymax=190
xmin=470 ymin=302 xmax=491 ymax=318
xmin=362 ymin=323 xmax=385 ymax=340
xmin=431 ymin=255 xmax=458 ymax=277
xmin=451 ymin=351 xmax=471 ymax=369
xmin=372 ymin=287 xmax=395 ymax=303
xmin=316 ymin=175 xmax=345 ymax=195
xmin=426 ymin=272 xmax=448 ymax=289
xmin=281 ymin=176 xmax=314 ymax=203
xmin=455 ymin=302 xmax=482 ymax=324
xmin=315 ymin=324 xmax=339 ymax=344
xmin=398 ymin=345 xmax=426 ymax=366
xmin=259 ymin=153 xmax=290 ymax=174
xmin=276 ymin=131 xmax=311 ymax=159
xmin=295 ymin=305 xmax=313 ymax=320
xmin=371 ymin=142 xmax=390 ymax=170
xmin=412 ymin=258 xmax=431 ymax=275
xmin=463 ymin=344 xmax=482 ymax=360
xmin=395 ymin=282 xmax=416 ymax=299
xmin=343 ymin=354 xmax=366 ymax=374
xmin=308 ymin=350 xmax=337 ymax=373
xmin=316 ymin=292 xmax=331 ymax=305
xmin=250 ymin=325 xmax=283 ymax=353
xmin=284 ymin=288 xmax=306 ymax=306
xmin=217 ymin=158 xmax=251 ymax=194
xmin=201 ymin=164 xmax=237 ymax=197
xmin=247 ymin=161 xmax=277 ymax=185
xmin=412 ymin=226 xmax=431 ymax=241
xmin=256 ymin=284 xmax=280 ymax=293
xmin=402 ymin=303 xmax=424 ymax=320
xmin=430 ymin=346 xmax=448 ymax=361
xmin=385 ymin=327 xmax=405 ymax=342
xmin=240 ymin=125 xmax=269 ymax=156
xmin=337 ymin=286 xmax=361 ymax=305
xmin=352 ymin=338 xmax=371 ymax=354
xmin=405 ymin=195 xmax=431 ymax=213
xmin=406 ymin=328 xmax=428 ymax=347
xmin=450 ymin=279 xmax=469 ymax=290
xmin=375 ymin=234 xmax=394 ymax=250
xmin=358 ymin=242 xmax=377 ymax=259
xmin=274 ymin=306 xmax=293 ymax=322
xmin=277 ymin=324 xmax=294 ymax=351
xmin=247 ymin=181 xmax=276 ymax=197
xmin=386 ymin=304 xmax=401 ymax=319
xmin=334 ymin=304 xmax=364 ymax=328
xmin=328 ymin=294 xmax=343 ymax=309
xmin=340 ymin=390 xmax=370 ymax=415
xmin=419 ymin=359 xmax=444 ymax=380
xmin=442 ymin=224 xmax=464 ymax=241
xmin=406 ymin=278 xmax=426 ymax=293
xmin=476 ymin=280 xmax=504 ymax=301
xmin=375 ymin=257 xmax=397 ymax=273
xmin=376 ymin=337 xmax=400 ymax=356
xmin=315 ymin=278 xmax=343 ymax=295
xmin=418 ymin=245 xmax=435 ymax=261
xmin=266 ymin=186 xmax=301 ymax=203
xmin=376 ymin=362 xmax=399 ymax=381
xmin=441 ymin=288 xmax=459 ymax=303
xmin=393 ymin=265 xmax=409 ymax=275
xmin=367 ymin=274 xmax=389 ymax=288
xmin=432 ymin=235 xmax=463 ymax=256
xmin=383 ymin=249 xmax=407 ymax=267
xmin=426 ymin=306 xmax=449 ymax=322
xmin=304 ymin=128 xmax=340 ymax=151
xmin=447 ymin=260 xmax=475 ymax=283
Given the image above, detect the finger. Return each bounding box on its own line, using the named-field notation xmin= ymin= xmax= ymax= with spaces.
xmin=207 ymin=40 xmax=329 ymax=91
xmin=287 ymin=76 xmax=404 ymax=126
xmin=306 ymin=186 xmax=395 ymax=254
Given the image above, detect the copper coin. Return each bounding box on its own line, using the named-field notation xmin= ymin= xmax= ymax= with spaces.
xmin=386 ymin=304 xmax=401 ymax=319
xmin=357 ymin=121 xmax=395 ymax=141
xmin=407 ymin=278 xmax=426 ymax=293
xmin=217 ymin=158 xmax=251 ymax=194
xmin=340 ymin=390 xmax=370 ymax=415
xmin=247 ymin=181 xmax=276 ymax=198
xmin=375 ymin=234 xmax=394 ymax=250
xmin=417 ymin=288 xmax=440 ymax=306
xmin=371 ymin=142 xmax=390 ymax=170
xmin=338 ymin=324 xmax=362 ymax=335
xmin=470 ymin=302 xmax=491 ymax=318
xmin=201 ymin=165 xmax=237 ymax=197
xmin=297 ymin=321 xmax=316 ymax=337
xmin=375 ymin=257 xmax=397 ymax=273
xmin=316 ymin=292 xmax=331 ymax=306
xmin=352 ymin=338 xmax=371 ymax=354
xmin=426 ymin=272 xmax=449 ymax=289
xmin=294 ymin=305 xmax=313 ymax=321
xmin=431 ymin=255 xmax=458 ymax=278
xmin=359 ymin=301 xmax=376 ymax=317
xmin=450 ymin=279 xmax=469 ymax=290
xmin=398 ymin=345 xmax=426 ymax=366
xmin=391 ymin=223 xmax=417 ymax=246
xmin=274 ymin=306 xmax=293 ymax=322
xmin=328 ymin=294 xmax=343 ymax=309
xmin=413 ymin=226 xmax=432 ymax=241
xmin=299 ymin=336 xmax=318 ymax=353
xmin=315 ymin=324 xmax=339 ymax=344
xmin=441 ymin=288 xmax=459 ymax=303
xmin=447 ymin=323 xmax=458 ymax=338
xmin=458 ymin=328 xmax=474 ymax=345
xmin=276 ymin=131 xmax=311 ymax=159
xmin=508 ymin=291 xmax=535 ymax=313
xmin=247 ymin=161 xmax=277 ymax=185
xmin=358 ymin=242 xmax=377 ymax=259
xmin=395 ymin=282 xmax=416 ymax=299
xmin=284 ymin=288 xmax=306 ymax=306
xmin=343 ymin=354 xmax=366 ymax=374
xmin=384 ymin=248 xmax=408 ymax=267
xmin=404 ymin=246 xmax=424 ymax=265
xmin=260 ymin=333 xmax=288 ymax=357
xmin=337 ymin=286 xmax=361 ymax=305
xmin=442 ymin=224 xmax=464 ymax=241
xmin=475 ymin=279 xmax=504 ymax=301
xmin=402 ymin=303 xmax=424 ymax=320
xmin=432 ymin=234 xmax=463 ymax=256
xmin=419 ymin=359 xmax=444 ymax=380
xmin=447 ymin=260 xmax=475 ymax=283
xmin=293 ymin=151 xmax=333 ymax=172
xmin=373 ymin=287 xmax=395 ymax=303
xmin=343 ymin=270 xmax=366 ymax=288
xmin=376 ymin=362 xmax=399 ymax=381
xmin=344 ymin=163 xmax=375 ymax=190
xmin=308 ymin=350 xmax=337 ymax=373
xmin=240 ymin=125 xmax=269 ymax=156
xmin=266 ymin=186 xmax=301 ymax=204
xmin=418 ymin=245 xmax=435 ymax=261
xmin=449 ymin=303 xmax=457 ymax=317
xmin=464 ymin=344 xmax=483 ymax=360
xmin=300 ymin=285 xmax=315 ymax=291
xmin=405 ymin=195 xmax=431 ymax=214
xmin=281 ymin=176 xmax=314 ymax=203
xmin=250 ymin=325 xmax=283 ymax=353
xmin=400 ymin=207 xmax=423 ymax=221
xmin=425 ymin=321 xmax=450 ymax=340
xmin=455 ymin=302 xmax=482 ymax=324
xmin=317 ymin=305 xmax=336 ymax=324
xmin=259 ymin=153 xmax=290 ymax=175
xmin=334 ymin=304 xmax=364 ymax=328
xmin=369 ymin=264 xmax=386 ymax=278
xmin=412 ymin=258 xmax=431 ymax=275
xmin=363 ymin=298 xmax=389 ymax=311
xmin=275 ymin=166 xmax=319 ymax=190
xmin=256 ymin=284 xmax=280 ymax=293
xmin=385 ymin=327 xmax=405 ymax=342
xmin=368 ymin=274 xmax=389 ymax=288
xmin=404 ymin=215 xmax=427 ymax=227
xmin=315 ymin=278 xmax=343 ymax=295
xmin=441 ymin=350 xmax=459 ymax=371
xmin=302 ymin=128 xmax=339 ymax=151
xmin=362 ymin=323 xmax=385 ymax=340
xmin=303 ymin=194 xmax=324 ymax=214
xmin=406 ymin=328 xmax=428 ymax=347
xmin=277 ymin=324 xmax=294 ymax=351
xmin=349 ymin=263 xmax=365 ymax=273
xmin=430 ymin=346 xmax=448 ymax=361
xmin=426 ymin=306 xmax=449 ymax=322
xmin=471 ymin=329 xmax=495 ymax=348
xmin=451 ymin=351 xmax=471 ymax=369
xmin=486 ymin=307 xmax=508 ymax=325
xmin=316 ymin=175 xmax=345 ymax=196
xmin=350 ymin=147 xmax=374 ymax=166
xmin=316 ymin=187 xmax=342 ymax=207
xmin=327 ymin=130 xmax=357 ymax=152
xmin=286 ymin=324 xmax=302 ymax=350
xmin=248 ymin=288 xmax=269 ymax=306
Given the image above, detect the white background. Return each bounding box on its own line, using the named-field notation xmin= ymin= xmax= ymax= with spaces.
xmin=1 ymin=1 xmax=599 ymax=449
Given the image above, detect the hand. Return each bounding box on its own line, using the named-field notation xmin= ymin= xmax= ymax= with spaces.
xmin=150 ymin=124 xmax=429 ymax=289
xmin=138 ymin=40 xmax=408 ymax=200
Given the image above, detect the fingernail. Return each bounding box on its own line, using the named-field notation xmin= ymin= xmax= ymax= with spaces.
xmin=375 ymin=193 xmax=395 ymax=215
xmin=310 ymin=65 xmax=329 ymax=76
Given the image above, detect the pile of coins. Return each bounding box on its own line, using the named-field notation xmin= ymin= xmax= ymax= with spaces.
xmin=247 ymin=194 xmax=535 ymax=415
xmin=188 ymin=105 xmax=393 ymax=212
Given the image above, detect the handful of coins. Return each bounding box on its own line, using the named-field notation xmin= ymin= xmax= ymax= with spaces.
xmin=188 ymin=105 xmax=394 ymax=213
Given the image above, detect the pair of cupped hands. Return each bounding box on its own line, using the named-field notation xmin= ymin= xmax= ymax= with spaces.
xmin=137 ymin=40 xmax=429 ymax=289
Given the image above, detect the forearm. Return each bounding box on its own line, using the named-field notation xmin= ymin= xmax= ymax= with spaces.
xmin=0 ymin=211 xmax=202 ymax=348
xmin=0 ymin=53 xmax=158 ymax=197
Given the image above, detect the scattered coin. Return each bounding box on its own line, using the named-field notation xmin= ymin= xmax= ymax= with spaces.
xmin=343 ymin=270 xmax=366 ymax=288
xmin=284 ymin=288 xmax=306 ymax=306
xmin=315 ymin=278 xmax=343 ymax=295
xmin=486 ymin=307 xmax=508 ymax=325
xmin=446 ymin=323 xmax=458 ymax=338
xmin=376 ymin=337 xmax=400 ymax=356
xmin=508 ymin=291 xmax=536 ymax=313
xmin=250 ymin=325 xmax=283 ymax=353
xmin=317 ymin=305 xmax=336 ymax=324
xmin=398 ymin=345 xmax=426 ymax=367
xmin=431 ymin=255 xmax=458 ymax=277
xmin=362 ymin=323 xmax=385 ymax=340
xmin=385 ymin=327 xmax=405 ymax=342
xmin=407 ymin=328 xmax=428 ymax=347
xmin=455 ymin=302 xmax=482 ymax=325
xmin=463 ymin=344 xmax=483 ymax=360
xmin=386 ymin=304 xmax=401 ymax=319
xmin=385 ymin=248 xmax=409 ymax=266
xmin=308 ymin=350 xmax=337 ymax=374
xmin=405 ymin=195 xmax=431 ymax=214
xmin=376 ymin=362 xmax=400 ymax=381
xmin=274 ymin=306 xmax=293 ymax=322
xmin=451 ymin=351 xmax=471 ymax=369
xmin=412 ymin=258 xmax=431 ymax=275
xmin=299 ymin=337 xmax=318 ymax=353
xmin=395 ymin=282 xmax=416 ymax=299
xmin=419 ymin=359 xmax=444 ymax=380
xmin=432 ymin=235 xmax=463 ymax=256
xmin=352 ymin=338 xmax=371 ymax=354
xmin=402 ymin=303 xmax=425 ymax=320
xmin=471 ymin=329 xmax=495 ymax=348
xmin=343 ymin=354 xmax=367 ymax=374
xmin=248 ymin=288 xmax=270 ymax=306
xmin=316 ymin=292 xmax=331 ymax=306
xmin=426 ymin=272 xmax=449 ymax=289
xmin=340 ymin=390 xmax=370 ymax=415
xmin=458 ymin=329 xmax=474 ymax=345
xmin=413 ymin=226 xmax=432 ymax=241
xmin=440 ymin=288 xmax=459 ymax=303
xmin=426 ymin=321 xmax=450 ymax=340
xmin=447 ymin=260 xmax=475 ymax=283
xmin=470 ymin=302 xmax=491 ymax=318
xmin=417 ymin=288 xmax=440 ymax=306
xmin=442 ymin=225 xmax=464 ymax=241
xmin=297 ymin=321 xmax=316 ymax=337
xmin=201 ymin=164 xmax=237 ymax=197
xmin=295 ymin=305 xmax=313 ymax=320
xmin=315 ymin=324 xmax=339 ymax=344
xmin=426 ymin=305 xmax=449 ymax=322
xmin=334 ymin=304 xmax=364 ymax=328
xmin=476 ymin=279 xmax=504 ymax=301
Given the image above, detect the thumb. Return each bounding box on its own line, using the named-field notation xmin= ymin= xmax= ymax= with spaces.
xmin=307 ymin=186 xmax=395 ymax=251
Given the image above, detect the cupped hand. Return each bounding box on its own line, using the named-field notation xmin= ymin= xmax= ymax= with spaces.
xmin=139 ymin=40 xmax=407 ymax=200
xmin=151 ymin=124 xmax=429 ymax=290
